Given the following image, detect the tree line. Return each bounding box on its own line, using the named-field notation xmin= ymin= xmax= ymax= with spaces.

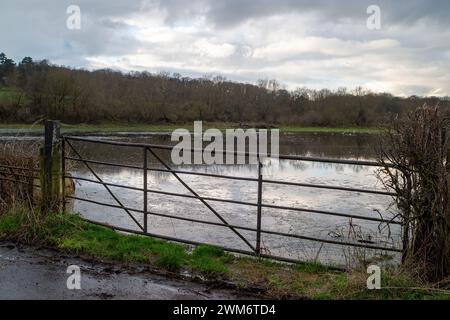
xmin=1 ymin=52 xmax=449 ymax=126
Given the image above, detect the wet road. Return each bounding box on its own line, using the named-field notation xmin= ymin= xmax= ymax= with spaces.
xmin=0 ymin=243 xmax=254 ymax=300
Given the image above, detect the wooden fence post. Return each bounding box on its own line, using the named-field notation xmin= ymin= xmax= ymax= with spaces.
xmin=40 ymin=120 xmax=62 ymax=213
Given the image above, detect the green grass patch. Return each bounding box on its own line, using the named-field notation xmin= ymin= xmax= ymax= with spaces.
xmin=0 ymin=88 xmax=20 ymax=99
xmin=190 ymin=245 xmax=233 ymax=275
xmin=0 ymin=122 xmax=383 ymax=135
xmin=280 ymin=126 xmax=383 ymax=134
xmin=294 ymin=261 xmax=332 ymax=273
xmin=0 ymin=206 xmax=448 ymax=300
xmin=0 ymin=211 xmax=22 ymax=235
xmin=0 ymin=207 xmax=225 ymax=274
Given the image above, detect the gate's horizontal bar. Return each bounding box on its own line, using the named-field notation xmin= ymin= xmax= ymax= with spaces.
xmin=67 ymin=161 xmax=395 ymax=199
xmin=68 ymin=175 xmax=397 ymax=224
xmin=70 ymin=196 xmax=401 ymax=252
xmin=263 ymin=203 xmax=401 ymax=224
xmin=66 ymin=196 xmax=254 ymax=230
xmin=67 ymin=159 xmax=393 ymax=196
xmin=66 ymin=157 xmax=259 ymax=182
xmin=144 ymin=188 xmax=399 ymax=225
xmin=68 ymin=175 xmax=144 ymax=192
xmin=147 ymin=167 xmax=259 ymax=182
xmin=277 ymin=155 xmax=384 ymax=167
xmin=260 ymin=228 xmax=402 ymax=252
xmin=63 ymin=136 xmax=393 ymax=168
xmin=151 ymin=167 xmax=394 ymax=196
xmin=263 ymin=179 xmax=396 ymax=196
xmin=146 ymin=188 xmax=257 ymax=207
xmin=65 ymin=157 xmax=143 ymax=170
xmin=67 ymin=175 xmax=257 ymax=206
xmin=150 ymin=210 xmax=256 ymax=232
xmin=68 ymin=175 xmax=398 ymax=224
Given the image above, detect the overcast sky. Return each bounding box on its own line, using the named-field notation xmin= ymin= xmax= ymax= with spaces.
xmin=1 ymin=0 xmax=450 ymax=96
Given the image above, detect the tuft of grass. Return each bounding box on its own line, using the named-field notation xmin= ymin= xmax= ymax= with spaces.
xmin=190 ymin=245 xmax=233 ymax=276
xmin=154 ymin=246 xmax=189 ymax=271
xmin=0 ymin=211 xmax=22 ymax=235
xmin=294 ymin=261 xmax=331 ymax=273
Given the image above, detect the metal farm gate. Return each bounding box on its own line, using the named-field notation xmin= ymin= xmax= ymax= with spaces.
xmin=61 ymin=135 xmax=403 ymax=264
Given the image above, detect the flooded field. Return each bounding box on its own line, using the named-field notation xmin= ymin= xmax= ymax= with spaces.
xmin=1 ymin=132 xmax=402 ymax=267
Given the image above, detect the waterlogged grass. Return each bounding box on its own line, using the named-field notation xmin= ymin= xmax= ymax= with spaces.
xmin=0 ymin=207 xmax=448 ymax=300
xmin=0 ymin=122 xmax=238 ymax=133
xmin=0 ymin=122 xmax=382 ymax=134
xmin=280 ymin=126 xmax=383 ymax=134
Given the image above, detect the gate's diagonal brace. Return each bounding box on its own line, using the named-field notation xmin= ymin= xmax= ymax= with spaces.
xmin=147 ymin=147 xmax=256 ymax=252
xmin=65 ymin=139 xmax=144 ymax=231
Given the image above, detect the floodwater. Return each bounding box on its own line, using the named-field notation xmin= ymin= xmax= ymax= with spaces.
xmin=2 ymin=132 xmax=402 ymax=267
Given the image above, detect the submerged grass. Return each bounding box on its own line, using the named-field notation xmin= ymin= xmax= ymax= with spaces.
xmin=0 ymin=206 xmax=448 ymax=300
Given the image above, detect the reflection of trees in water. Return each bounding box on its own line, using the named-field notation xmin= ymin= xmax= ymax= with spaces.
xmin=72 ymin=159 xmax=373 ymax=185
xmin=308 ymin=161 xmax=369 ymax=174
xmin=270 ymin=159 xmax=370 ymax=174
xmin=264 ymin=158 xmax=308 ymax=171
xmin=279 ymin=133 xmax=378 ymax=159
xmin=67 ymin=140 xmax=152 ymax=167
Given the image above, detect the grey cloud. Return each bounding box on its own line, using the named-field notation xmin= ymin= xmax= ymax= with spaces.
xmin=1 ymin=0 xmax=449 ymax=95
xmin=0 ymin=0 xmax=145 ymax=64
xmin=158 ymin=0 xmax=450 ymax=29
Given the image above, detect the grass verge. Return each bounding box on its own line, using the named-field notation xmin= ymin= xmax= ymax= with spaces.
xmin=0 ymin=206 xmax=448 ymax=299
xmin=0 ymin=122 xmax=382 ymax=134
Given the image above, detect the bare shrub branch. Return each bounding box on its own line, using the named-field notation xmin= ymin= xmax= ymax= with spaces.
xmin=377 ymin=104 xmax=450 ymax=282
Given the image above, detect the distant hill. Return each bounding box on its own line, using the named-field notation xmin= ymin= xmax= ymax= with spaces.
xmin=1 ymin=52 xmax=449 ymax=126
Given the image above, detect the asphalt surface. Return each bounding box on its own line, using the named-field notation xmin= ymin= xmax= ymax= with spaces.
xmin=0 ymin=243 xmax=254 ymax=300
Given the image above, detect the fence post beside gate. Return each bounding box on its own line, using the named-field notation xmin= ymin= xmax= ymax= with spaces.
xmin=256 ymin=160 xmax=263 ymax=256
xmin=61 ymin=137 xmax=66 ymax=212
xmin=40 ymin=120 xmax=62 ymax=213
